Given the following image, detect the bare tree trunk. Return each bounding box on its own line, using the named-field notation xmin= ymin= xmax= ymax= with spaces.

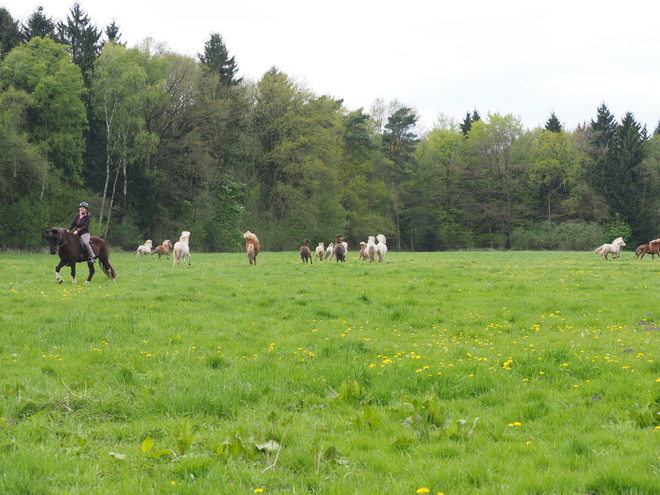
xmin=104 ymin=159 xmax=122 ymax=238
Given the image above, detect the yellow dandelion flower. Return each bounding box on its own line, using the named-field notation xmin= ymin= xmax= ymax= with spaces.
xmin=416 ymin=489 xmax=430 ymax=494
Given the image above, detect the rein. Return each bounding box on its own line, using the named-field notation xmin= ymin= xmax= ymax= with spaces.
xmin=55 ymin=231 xmax=76 ymax=250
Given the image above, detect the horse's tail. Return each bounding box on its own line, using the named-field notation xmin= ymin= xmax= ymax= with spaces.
xmin=97 ymin=240 xmax=117 ymax=281
xmin=593 ymin=245 xmax=603 ymax=254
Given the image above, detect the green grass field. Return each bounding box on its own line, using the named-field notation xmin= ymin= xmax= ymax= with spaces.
xmin=2 ymin=249 xmax=660 ymax=494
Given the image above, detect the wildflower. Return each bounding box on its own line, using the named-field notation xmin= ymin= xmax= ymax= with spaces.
xmin=254 ymin=489 xmax=264 ymax=494
xmin=416 ymin=489 xmax=430 ymax=494
xmin=526 ymin=441 xmax=532 ymax=446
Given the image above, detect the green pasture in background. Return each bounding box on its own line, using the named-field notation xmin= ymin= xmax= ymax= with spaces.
xmin=2 ymin=250 xmax=660 ymax=494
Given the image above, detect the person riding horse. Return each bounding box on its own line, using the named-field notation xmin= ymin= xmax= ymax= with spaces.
xmin=67 ymin=202 xmax=96 ymax=263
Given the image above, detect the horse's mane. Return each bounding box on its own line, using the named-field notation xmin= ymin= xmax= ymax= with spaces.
xmin=243 ymin=231 xmax=259 ymax=243
xmin=650 ymin=239 xmax=660 ymax=246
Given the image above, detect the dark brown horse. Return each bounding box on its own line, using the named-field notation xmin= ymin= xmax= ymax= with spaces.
xmin=46 ymin=228 xmax=117 ymax=284
xmin=300 ymin=238 xmax=312 ymax=263
xmin=334 ymin=234 xmax=346 ymax=262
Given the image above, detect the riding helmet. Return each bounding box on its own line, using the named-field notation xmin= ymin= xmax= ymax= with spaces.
xmin=79 ymin=202 xmax=89 ymax=208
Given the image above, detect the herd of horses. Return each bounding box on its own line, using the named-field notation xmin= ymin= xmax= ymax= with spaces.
xmin=593 ymin=236 xmax=660 ymax=261
xmin=46 ymin=225 xmax=656 ymax=285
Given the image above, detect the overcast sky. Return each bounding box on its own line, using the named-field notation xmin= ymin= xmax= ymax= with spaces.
xmin=3 ymin=0 xmax=660 ymax=132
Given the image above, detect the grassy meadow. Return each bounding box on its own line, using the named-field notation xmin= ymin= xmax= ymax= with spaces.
xmin=2 ymin=248 xmax=660 ymax=494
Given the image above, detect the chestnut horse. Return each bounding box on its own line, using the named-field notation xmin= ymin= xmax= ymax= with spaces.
xmin=636 ymin=239 xmax=660 ymax=260
xmin=46 ymin=228 xmax=117 ymax=284
xmin=243 ymin=231 xmax=260 ymax=265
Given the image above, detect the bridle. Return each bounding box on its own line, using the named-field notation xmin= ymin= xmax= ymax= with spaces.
xmin=50 ymin=229 xmax=75 ymax=250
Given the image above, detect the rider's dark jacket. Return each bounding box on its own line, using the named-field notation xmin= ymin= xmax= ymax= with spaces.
xmin=67 ymin=212 xmax=91 ymax=236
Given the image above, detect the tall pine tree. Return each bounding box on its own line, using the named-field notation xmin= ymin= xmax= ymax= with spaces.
xmin=22 ymin=6 xmax=56 ymax=41
xmin=198 ymin=33 xmax=241 ymax=86
xmin=545 ymin=112 xmax=562 ymax=133
xmin=57 ymin=3 xmax=101 ymax=87
xmin=607 ymin=112 xmax=649 ymax=241
xmin=0 ymin=8 xmax=23 ymax=58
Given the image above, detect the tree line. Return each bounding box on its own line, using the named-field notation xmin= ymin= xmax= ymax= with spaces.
xmin=1 ymin=4 xmax=659 ymax=252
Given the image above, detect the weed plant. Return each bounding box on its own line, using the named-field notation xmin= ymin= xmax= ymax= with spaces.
xmin=2 ymin=250 xmax=660 ymax=494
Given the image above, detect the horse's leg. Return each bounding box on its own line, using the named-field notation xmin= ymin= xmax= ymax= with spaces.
xmin=70 ymin=262 xmax=77 ymax=284
xmin=55 ymin=260 xmax=67 ymax=284
xmin=86 ymin=261 xmax=95 ymax=283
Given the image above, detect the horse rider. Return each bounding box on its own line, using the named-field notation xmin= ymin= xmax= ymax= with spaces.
xmin=67 ymin=202 xmax=96 ymax=263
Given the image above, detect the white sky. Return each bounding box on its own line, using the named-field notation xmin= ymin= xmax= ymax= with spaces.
xmin=3 ymin=0 xmax=660 ymax=132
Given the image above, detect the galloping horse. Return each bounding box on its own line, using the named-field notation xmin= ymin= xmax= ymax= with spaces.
xmin=46 ymin=228 xmax=117 ymax=284
xmin=636 ymin=239 xmax=660 ymax=260
xmin=593 ymin=237 xmax=626 ymax=260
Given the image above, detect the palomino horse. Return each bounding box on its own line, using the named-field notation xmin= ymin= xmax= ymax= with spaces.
xmin=593 ymin=237 xmax=626 ymax=260
xmin=46 ymin=228 xmax=117 ymax=284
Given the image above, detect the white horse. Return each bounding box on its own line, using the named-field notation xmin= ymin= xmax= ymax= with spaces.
xmin=366 ymin=236 xmax=377 ymax=262
xmin=594 ymin=237 xmax=625 ymax=260
xmin=315 ymin=242 xmax=325 ymax=261
xmin=134 ymin=240 xmax=152 ymax=257
xmin=325 ymin=242 xmax=334 ymax=260
xmin=376 ymin=234 xmax=387 ymax=262
xmin=173 ymin=231 xmax=192 ymax=266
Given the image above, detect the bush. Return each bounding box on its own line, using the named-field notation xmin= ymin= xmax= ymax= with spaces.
xmin=0 ymin=196 xmax=49 ymax=249
xmin=511 ymin=221 xmax=606 ymax=251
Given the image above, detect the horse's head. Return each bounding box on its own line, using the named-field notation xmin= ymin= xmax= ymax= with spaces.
xmin=45 ymin=228 xmax=63 ymax=255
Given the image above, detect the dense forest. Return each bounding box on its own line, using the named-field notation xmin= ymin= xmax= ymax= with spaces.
xmin=1 ymin=4 xmax=659 ymax=252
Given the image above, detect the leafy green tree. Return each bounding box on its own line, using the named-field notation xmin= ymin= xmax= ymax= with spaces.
xmin=415 ymin=123 xmax=469 ymax=249
xmin=250 ymin=68 xmax=345 ymax=249
xmin=544 ymin=112 xmax=562 ymax=133
xmin=0 ymin=8 xmax=23 ymax=58
xmin=0 ymin=87 xmax=50 ymax=247
xmin=464 ymin=113 xmax=531 ymax=248
xmin=198 ymin=33 xmax=241 ymax=86
xmin=0 ymin=36 xmax=87 ymax=181
xmin=90 ymin=42 xmax=159 ymax=236
xmin=529 ymin=129 xmax=579 ymax=220
xmin=22 ymin=6 xmax=56 ymax=41
xmin=381 ymin=106 xmax=419 ymax=250
xmin=57 ymin=2 xmax=101 ymax=87
xmin=338 ymin=108 xmax=392 ymax=243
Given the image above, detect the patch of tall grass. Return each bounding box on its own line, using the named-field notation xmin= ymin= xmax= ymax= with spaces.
xmin=2 ymin=250 xmax=660 ymax=493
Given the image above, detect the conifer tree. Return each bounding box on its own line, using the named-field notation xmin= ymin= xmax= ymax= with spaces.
xmin=198 ymin=33 xmax=241 ymax=86
xmin=0 ymin=8 xmax=22 ymax=57
xmin=545 ymin=112 xmax=562 ymax=133
xmin=57 ymin=3 xmax=101 ymax=87
xmin=104 ymin=21 xmax=123 ymax=45
xmin=460 ymin=111 xmax=472 ymax=136
xmin=22 ymin=6 xmax=56 ymax=41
